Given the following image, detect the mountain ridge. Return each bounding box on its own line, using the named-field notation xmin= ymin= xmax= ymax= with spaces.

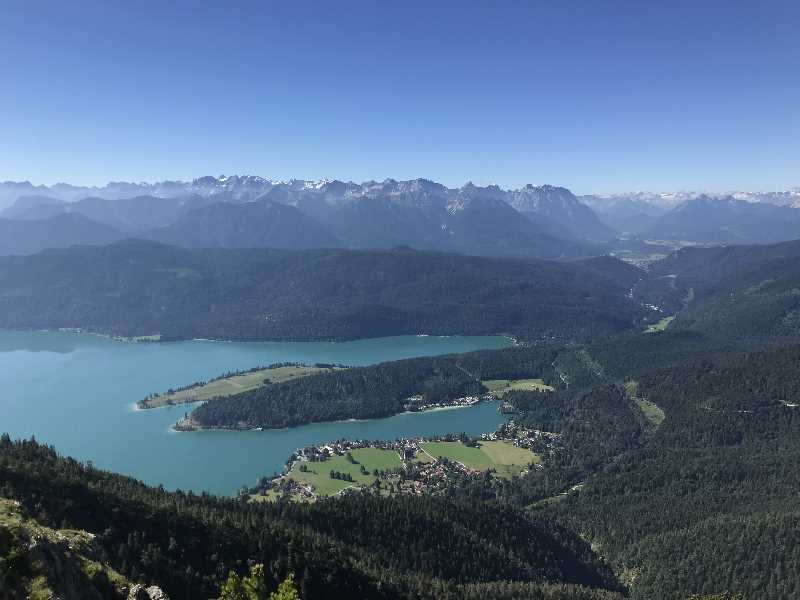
xmin=643 ymin=194 xmax=800 ymax=244
xmin=0 ymin=240 xmax=645 ymax=341
xmin=0 ymin=178 xmax=607 ymax=258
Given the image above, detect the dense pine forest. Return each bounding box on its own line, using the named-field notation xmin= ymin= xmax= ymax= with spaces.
xmin=0 ymin=241 xmax=646 ymax=341
xmin=448 ymin=335 xmax=800 ymax=600
xmin=652 ymin=240 xmax=800 ymax=340
xmin=190 ymin=345 xmax=560 ymax=429
xmin=0 ymin=436 xmax=623 ymax=600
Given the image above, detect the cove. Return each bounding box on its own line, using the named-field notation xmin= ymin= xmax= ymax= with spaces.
xmin=0 ymin=329 xmax=512 ymax=495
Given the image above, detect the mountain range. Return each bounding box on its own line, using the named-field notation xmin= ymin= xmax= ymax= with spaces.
xmin=0 ymin=213 xmax=122 ymax=256
xmin=582 ymin=188 xmax=800 ymax=234
xmin=641 ymin=195 xmax=800 ymax=244
xmin=1 ymin=177 xmax=800 ymax=257
xmin=0 ymin=178 xmax=605 ymax=258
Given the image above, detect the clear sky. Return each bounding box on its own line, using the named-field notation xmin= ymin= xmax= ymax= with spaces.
xmin=1 ymin=1 xmax=798 ymax=194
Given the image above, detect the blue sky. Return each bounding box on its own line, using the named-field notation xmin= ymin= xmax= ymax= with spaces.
xmin=1 ymin=1 xmax=798 ymax=193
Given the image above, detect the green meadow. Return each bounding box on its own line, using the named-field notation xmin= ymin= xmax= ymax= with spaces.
xmin=482 ymin=378 xmax=554 ymax=396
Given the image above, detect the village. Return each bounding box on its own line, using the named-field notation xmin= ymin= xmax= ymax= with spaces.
xmin=248 ymin=420 xmax=560 ymax=502
xmin=402 ymin=394 xmax=485 ymax=412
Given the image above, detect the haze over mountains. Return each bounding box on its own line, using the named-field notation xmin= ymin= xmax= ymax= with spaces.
xmin=1 ymin=176 xmax=800 ymax=257
xmin=582 ymin=188 xmax=800 ymax=235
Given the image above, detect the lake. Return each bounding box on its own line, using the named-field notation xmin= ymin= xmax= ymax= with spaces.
xmin=0 ymin=329 xmax=512 ymax=495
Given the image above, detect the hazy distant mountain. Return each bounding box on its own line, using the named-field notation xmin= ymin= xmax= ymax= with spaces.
xmin=581 ymin=193 xmax=673 ymax=234
xmin=1 ymin=194 xmax=213 ymax=231
xmin=443 ymin=183 xmax=586 ymax=258
xmin=317 ymin=180 xmax=588 ymax=258
xmin=12 ymin=175 xmax=800 ymax=256
xmin=644 ymin=195 xmax=800 ymax=244
xmin=509 ymin=185 xmax=615 ymax=241
xmin=308 ymin=179 xmax=450 ymax=249
xmin=324 ymin=195 xmax=444 ymax=249
xmin=152 ymin=200 xmax=341 ymax=250
xmin=0 ymin=182 xmax=56 ymax=210
xmin=584 ymin=188 xmax=800 ymax=234
xmin=1 ymin=198 xmax=340 ymax=255
xmin=0 ymin=213 xmax=122 ymax=255
xmin=0 ymin=178 xmax=590 ymax=257
xmin=0 ymin=180 xmax=189 ymax=210
xmin=0 ymin=177 xmax=609 ymax=248
xmin=3 ymin=176 xmax=797 ymax=211
xmin=730 ymin=189 xmax=800 ymax=206
xmin=69 ymin=195 xmax=215 ymax=231
xmin=0 ymin=176 xmax=282 ymax=211
xmin=0 ymin=195 xmax=66 ymax=220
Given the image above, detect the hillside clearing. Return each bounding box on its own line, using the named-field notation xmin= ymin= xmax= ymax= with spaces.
xmin=139 ymin=364 xmax=339 ymax=408
xmin=285 ymin=448 xmax=402 ymax=497
xmin=624 ymin=380 xmax=665 ymax=429
xmin=422 ymin=440 xmax=538 ymax=478
xmin=645 ymin=315 xmax=675 ymax=333
xmin=483 ymin=378 xmax=554 ymax=396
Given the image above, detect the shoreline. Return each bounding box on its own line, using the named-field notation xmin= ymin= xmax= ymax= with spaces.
xmin=131 ymin=399 xmax=205 ymax=413
xmin=129 ymin=335 xmax=516 ymax=412
xmin=25 ymin=327 xmax=518 ymax=347
xmin=254 ymin=420 xmax=541 ymax=502
xmin=172 ymin=398 xmax=502 ymax=433
xmin=137 ymin=363 xmax=345 ymax=410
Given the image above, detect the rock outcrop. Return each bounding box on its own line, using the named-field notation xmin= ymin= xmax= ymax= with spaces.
xmin=128 ymin=584 xmax=170 ymax=600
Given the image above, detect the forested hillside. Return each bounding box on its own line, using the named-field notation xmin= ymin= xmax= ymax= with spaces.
xmin=443 ymin=334 xmax=800 ymax=600
xmin=189 ymin=345 xmax=560 ymax=429
xmin=0 ymin=241 xmax=645 ymax=341
xmin=546 ymin=343 xmax=800 ymax=600
xmin=651 ymin=239 xmax=800 ymax=340
xmin=642 ymin=195 xmax=800 ymax=245
xmin=0 ymin=436 xmax=623 ymax=600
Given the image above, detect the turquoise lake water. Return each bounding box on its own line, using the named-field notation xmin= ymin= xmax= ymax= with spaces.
xmin=0 ymin=329 xmax=512 ymax=495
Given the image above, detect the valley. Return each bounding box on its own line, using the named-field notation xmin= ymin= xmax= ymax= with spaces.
xmin=4 ymin=177 xmax=800 ymax=600
xmin=5 ymin=237 xmax=800 ymax=599
xmin=3 ymin=4 xmax=796 ymax=598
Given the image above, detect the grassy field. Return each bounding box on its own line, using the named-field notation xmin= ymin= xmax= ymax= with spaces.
xmin=350 ymin=447 xmax=403 ymax=470
xmin=139 ymin=364 xmax=337 ymax=408
xmin=624 ymin=380 xmax=665 ymax=428
xmin=286 ymin=448 xmax=403 ymax=497
xmin=635 ymin=398 xmax=666 ymax=427
xmin=480 ymin=440 xmax=540 ymax=477
xmin=112 ymin=334 xmax=162 ymax=343
xmin=421 ymin=441 xmax=494 ymax=470
xmin=264 ymin=439 xmax=538 ymax=501
xmin=482 ymin=378 xmax=554 ymax=396
xmin=420 ymin=440 xmax=537 ymax=477
xmin=645 ymin=315 xmax=675 ymax=333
